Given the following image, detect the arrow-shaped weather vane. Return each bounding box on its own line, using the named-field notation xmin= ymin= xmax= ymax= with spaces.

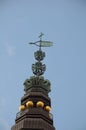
xmin=29 ymin=33 xmax=53 ymax=50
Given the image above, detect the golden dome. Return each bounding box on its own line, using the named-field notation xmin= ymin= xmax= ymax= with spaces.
xmin=45 ymin=106 xmax=51 ymax=112
xmin=26 ymin=101 xmax=34 ymax=108
xmin=36 ymin=101 xmax=44 ymax=108
xmin=19 ymin=105 xmax=25 ymax=111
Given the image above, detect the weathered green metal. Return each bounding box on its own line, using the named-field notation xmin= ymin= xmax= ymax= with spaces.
xmin=29 ymin=32 xmax=53 ymax=48
xmin=24 ymin=76 xmax=51 ymax=93
xmin=34 ymin=50 xmax=45 ymax=61
xmin=25 ymin=33 xmax=53 ymax=94
xmin=29 ymin=33 xmax=53 ymax=76
xmin=32 ymin=62 xmax=46 ymax=76
xmin=40 ymin=41 xmax=53 ymax=47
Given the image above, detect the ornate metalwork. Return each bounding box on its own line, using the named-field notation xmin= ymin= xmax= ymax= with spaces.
xmin=25 ymin=33 xmax=53 ymax=93
xmin=34 ymin=50 xmax=45 ymax=61
xmin=32 ymin=62 xmax=46 ymax=76
xmin=29 ymin=32 xmax=53 ymax=49
xmin=29 ymin=33 xmax=53 ymax=76
xmin=24 ymin=76 xmax=51 ymax=93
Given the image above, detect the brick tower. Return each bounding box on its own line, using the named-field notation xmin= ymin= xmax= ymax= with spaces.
xmin=11 ymin=33 xmax=56 ymax=130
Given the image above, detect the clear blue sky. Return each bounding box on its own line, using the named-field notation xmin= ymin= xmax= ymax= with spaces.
xmin=0 ymin=0 xmax=86 ymax=130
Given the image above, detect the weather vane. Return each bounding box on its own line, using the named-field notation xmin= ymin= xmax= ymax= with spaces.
xmin=28 ymin=33 xmax=53 ymax=77
xmin=29 ymin=32 xmax=53 ymax=50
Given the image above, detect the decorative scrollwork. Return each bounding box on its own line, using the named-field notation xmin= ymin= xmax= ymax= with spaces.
xmin=32 ymin=62 xmax=46 ymax=76
xmin=24 ymin=76 xmax=51 ymax=93
xmin=34 ymin=50 xmax=45 ymax=61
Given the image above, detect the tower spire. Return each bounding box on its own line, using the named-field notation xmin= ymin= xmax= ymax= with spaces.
xmin=11 ymin=33 xmax=55 ymax=130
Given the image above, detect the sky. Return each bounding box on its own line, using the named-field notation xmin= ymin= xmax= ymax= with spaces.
xmin=0 ymin=0 xmax=86 ymax=130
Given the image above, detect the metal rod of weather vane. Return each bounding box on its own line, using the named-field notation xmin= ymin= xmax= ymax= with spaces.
xmin=39 ymin=32 xmax=44 ymax=51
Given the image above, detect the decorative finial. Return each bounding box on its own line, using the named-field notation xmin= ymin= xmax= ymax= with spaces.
xmin=24 ymin=33 xmax=52 ymax=93
xmin=28 ymin=33 xmax=53 ymax=76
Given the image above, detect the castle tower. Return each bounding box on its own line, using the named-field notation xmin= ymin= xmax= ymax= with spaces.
xmin=11 ymin=33 xmax=56 ymax=130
